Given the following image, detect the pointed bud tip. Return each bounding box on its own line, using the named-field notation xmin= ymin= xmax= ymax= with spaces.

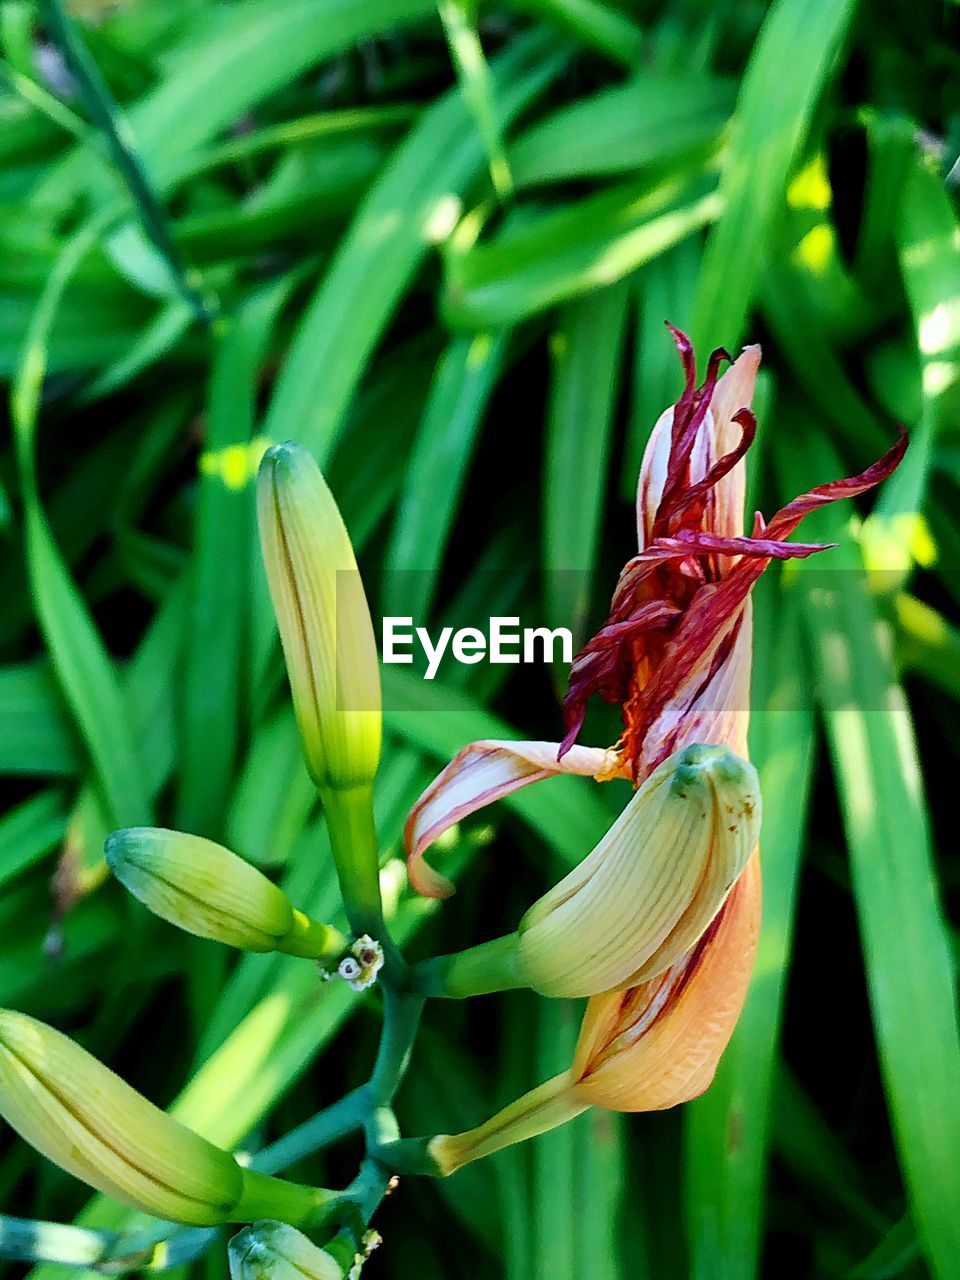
xmin=670 ymin=743 xmax=757 ymax=796
xmin=259 ymin=441 xmax=313 ymax=479
xmin=104 ymin=827 xmax=148 ymax=870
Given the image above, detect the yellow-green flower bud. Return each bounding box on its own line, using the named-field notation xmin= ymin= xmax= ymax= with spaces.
xmin=257 ymin=443 xmax=381 ymax=792
xmin=516 ymin=743 xmax=761 ymax=997
xmin=229 ymin=1223 xmax=345 ymax=1280
xmin=106 ymin=828 xmax=346 ymax=960
xmin=0 ymin=1009 xmax=240 ymax=1224
xmin=0 ymin=1012 xmax=332 ymax=1226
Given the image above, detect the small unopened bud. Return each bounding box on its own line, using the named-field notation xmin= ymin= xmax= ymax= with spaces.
xmin=337 ymin=935 xmax=384 ymax=992
xmin=229 ymin=1222 xmax=344 ymax=1280
xmin=516 ymin=743 xmax=760 ymax=997
xmin=257 ymin=443 xmax=381 ymax=792
xmin=106 ymin=828 xmax=345 ymax=960
xmin=349 ymin=1231 xmax=382 ymax=1279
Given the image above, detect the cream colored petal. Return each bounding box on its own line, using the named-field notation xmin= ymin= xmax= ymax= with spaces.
xmin=707 ymin=344 xmax=761 ymax=540
xmin=516 ymin=743 xmax=760 ymax=997
xmin=428 ymin=1072 xmax=585 ymax=1175
xmin=636 ymin=597 xmax=753 ymax=775
xmin=405 ymin=740 xmax=620 ymax=898
xmin=635 ymin=405 xmax=715 ymax=547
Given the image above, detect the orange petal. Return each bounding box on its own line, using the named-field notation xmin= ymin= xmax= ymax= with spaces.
xmin=570 ymin=851 xmax=761 ymax=1112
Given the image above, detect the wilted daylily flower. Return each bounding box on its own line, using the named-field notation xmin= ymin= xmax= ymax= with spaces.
xmin=106 ymin=827 xmax=347 ymax=960
xmin=402 ymin=325 xmax=905 ymax=1131
xmin=0 ymin=1011 xmax=332 ymax=1226
xmin=406 ymin=329 xmax=906 ymax=900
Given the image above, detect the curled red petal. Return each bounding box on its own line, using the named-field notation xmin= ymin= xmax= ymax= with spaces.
xmin=653 ymin=334 xmax=732 ymax=541
xmin=624 ymin=430 xmax=908 ymax=774
xmin=655 ymin=409 xmax=756 ymax=534
xmin=560 ymin=423 xmax=907 ymax=778
xmin=764 ymin=426 xmax=908 ymax=542
xmin=658 ymin=529 xmax=836 ymax=561
xmin=559 ymin=599 xmax=682 ymax=758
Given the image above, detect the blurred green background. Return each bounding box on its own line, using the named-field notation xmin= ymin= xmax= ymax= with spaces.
xmin=1 ymin=0 xmax=960 ymax=1276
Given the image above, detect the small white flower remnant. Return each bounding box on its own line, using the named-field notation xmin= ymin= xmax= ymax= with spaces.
xmin=349 ymin=1231 xmax=383 ymax=1280
xmin=337 ymin=935 xmax=384 ymax=992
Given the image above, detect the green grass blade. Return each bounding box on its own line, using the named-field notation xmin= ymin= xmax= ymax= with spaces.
xmin=263 ymin=32 xmax=563 ymax=461
xmin=40 ymin=0 xmax=208 ymax=319
xmin=893 ymin=594 xmax=960 ymax=700
xmin=508 ymin=0 xmax=643 ymax=66
xmin=384 ymin=330 xmax=509 ymax=622
xmin=443 ymin=173 xmax=720 ymax=330
xmin=692 ymin=0 xmax=857 ymax=351
xmin=543 ymin=279 xmax=631 ymax=641
xmin=531 ymin=997 xmax=581 ymax=1280
xmin=772 ymin=1068 xmax=885 ymax=1232
xmin=80 ymin=298 xmax=193 ymax=403
xmin=0 ymin=663 xmax=81 ymax=776
xmin=176 ymin=280 xmax=289 ymax=836
xmin=0 ymin=1216 xmax=120 ymax=1268
xmin=879 ymin=151 xmax=960 ymax=520
xmin=31 ymin=0 xmax=437 ymax=208
xmin=779 ymin=427 xmax=960 ymax=1280
xmin=438 ymin=0 xmax=512 ymax=198
xmin=0 ymin=791 xmax=67 ymax=891
xmin=10 ymin=220 xmax=152 ymax=831
xmin=684 ymin=574 xmax=816 ymax=1280
xmin=510 ymin=72 xmax=733 ymax=188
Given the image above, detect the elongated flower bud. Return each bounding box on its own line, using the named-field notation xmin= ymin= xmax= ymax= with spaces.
xmin=106 ymin=828 xmax=346 ymax=960
xmin=516 ymin=743 xmax=760 ymax=997
xmin=0 ymin=1012 xmax=331 ymax=1226
xmin=229 ymin=1223 xmax=346 ymax=1280
xmin=257 ymin=443 xmax=381 ymax=792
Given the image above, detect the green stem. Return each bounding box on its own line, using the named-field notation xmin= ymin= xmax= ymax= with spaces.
xmin=278 ymin=913 xmax=348 ymax=962
xmin=41 ymin=0 xmax=212 ymax=323
xmin=320 ymin=784 xmax=383 ymax=938
xmin=368 ymin=986 xmax=424 ymax=1105
xmin=369 ymin=1136 xmax=444 ymax=1177
xmin=407 ymin=932 xmax=524 ymax=998
xmin=231 ymin=1168 xmax=336 ymax=1227
xmin=252 ymin=1088 xmax=370 ymax=1175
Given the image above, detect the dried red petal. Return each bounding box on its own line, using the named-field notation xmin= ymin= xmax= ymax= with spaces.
xmin=652 ymin=331 xmax=732 ymax=542
xmin=559 ymin=327 xmax=907 ymax=781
